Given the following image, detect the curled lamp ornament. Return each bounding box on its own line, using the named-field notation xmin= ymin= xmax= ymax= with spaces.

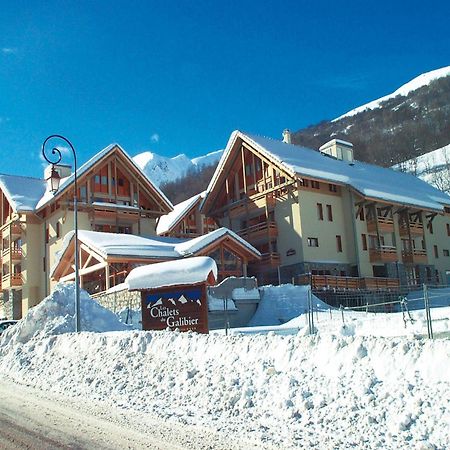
xmin=41 ymin=134 xmax=76 ymax=166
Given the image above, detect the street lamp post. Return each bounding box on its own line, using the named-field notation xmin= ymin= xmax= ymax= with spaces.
xmin=42 ymin=135 xmax=80 ymax=332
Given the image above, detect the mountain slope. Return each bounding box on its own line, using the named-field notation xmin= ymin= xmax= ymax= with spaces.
xmin=392 ymin=143 xmax=450 ymax=194
xmin=292 ymin=66 xmax=450 ymax=166
xmin=133 ymin=149 xmax=223 ymax=187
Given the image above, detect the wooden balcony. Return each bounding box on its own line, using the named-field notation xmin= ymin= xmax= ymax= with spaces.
xmin=2 ymin=273 xmax=23 ymax=289
xmin=399 ymin=222 xmax=424 ymax=237
xmin=402 ymin=249 xmax=428 ymax=264
xmin=308 ymin=275 xmax=400 ymax=291
xmin=1 ymin=248 xmax=22 ymax=260
xmin=253 ymin=252 xmax=280 ymax=268
xmin=2 ymin=223 xmax=22 ymax=239
xmin=367 ymin=216 xmax=394 ymax=233
xmin=237 ymin=221 xmax=278 ymax=243
xmin=369 ymin=246 xmax=398 ymax=263
xmin=228 ymin=195 xmax=276 ymax=219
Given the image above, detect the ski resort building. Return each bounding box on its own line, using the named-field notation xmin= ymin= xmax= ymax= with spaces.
xmin=0 ymin=143 xmax=259 ymax=319
xmin=201 ymin=130 xmax=450 ymax=287
xmin=156 ymin=191 xmax=218 ymax=238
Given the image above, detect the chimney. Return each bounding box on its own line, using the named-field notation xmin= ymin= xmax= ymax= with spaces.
xmin=319 ymin=139 xmax=354 ymax=162
xmin=282 ymin=129 xmax=291 ymax=144
xmin=44 ymin=163 xmax=72 ymax=183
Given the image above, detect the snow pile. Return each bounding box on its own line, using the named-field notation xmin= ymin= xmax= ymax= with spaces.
xmin=126 ymin=256 xmax=217 ymax=290
xmin=334 ymin=66 xmax=450 ymax=120
xmin=0 ymin=327 xmax=448 ymax=449
xmin=247 ymin=284 xmax=329 ymax=327
xmin=0 ymin=283 xmax=129 ymax=347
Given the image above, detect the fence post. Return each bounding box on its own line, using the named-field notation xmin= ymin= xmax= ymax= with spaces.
xmin=423 ymin=284 xmax=434 ymax=339
xmin=340 ymin=304 xmax=345 ymax=328
xmin=308 ymin=285 xmax=315 ymax=335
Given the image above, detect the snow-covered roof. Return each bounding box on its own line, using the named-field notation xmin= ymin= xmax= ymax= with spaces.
xmin=126 ymin=256 xmax=218 ymax=290
xmin=175 ymin=227 xmax=261 ymax=257
xmin=156 ymin=192 xmax=205 ymax=235
xmin=52 ymin=228 xmax=260 ymax=278
xmin=204 ymin=131 xmax=450 ymax=212
xmin=36 ymin=143 xmax=173 ymax=211
xmin=0 ymin=174 xmax=47 ymax=212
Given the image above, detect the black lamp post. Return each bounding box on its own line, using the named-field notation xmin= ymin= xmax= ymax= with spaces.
xmin=42 ymin=135 xmax=80 ymax=332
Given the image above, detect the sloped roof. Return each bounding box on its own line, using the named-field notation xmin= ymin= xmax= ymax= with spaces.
xmin=51 ymin=228 xmax=260 ymax=278
xmin=0 ymin=174 xmax=47 ymax=212
xmin=204 ymin=130 xmax=450 ymax=212
xmin=175 ymin=227 xmax=261 ymax=257
xmin=156 ymin=191 xmax=205 ymax=235
xmin=36 ymin=143 xmax=173 ymax=211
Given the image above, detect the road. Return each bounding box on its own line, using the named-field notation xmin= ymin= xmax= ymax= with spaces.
xmin=0 ymin=379 xmax=264 ymax=450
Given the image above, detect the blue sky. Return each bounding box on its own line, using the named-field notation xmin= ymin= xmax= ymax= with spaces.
xmin=1 ymin=0 xmax=449 ymax=178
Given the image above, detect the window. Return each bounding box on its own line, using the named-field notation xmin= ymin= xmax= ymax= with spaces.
xmin=245 ymin=164 xmax=252 ymax=176
xmin=56 ymin=221 xmax=61 ymax=238
xmin=336 ymin=235 xmax=342 ymax=252
xmin=299 ymin=178 xmax=309 ymax=187
xmin=45 ymin=226 xmax=49 ymax=244
xmin=326 ymin=204 xmax=333 ymax=221
xmin=443 ymin=249 xmax=449 ymax=257
xmin=429 ymin=222 xmax=434 ymax=234
xmin=361 ymin=234 xmax=368 ymax=250
xmin=359 ymin=208 xmax=365 ymax=221
xmin=94 ymin=175 xmax=100 ymax=184
xmin=101 ymin=175 xmax=108 ymax=185
xmin=317 ymin=203 xmax=323 ymax=220
xmin=329 ymin=184 xmax=337 ymax=192
xmin=307 ymin=237 xmax=319 ymax=247
xmin=447 ymin=224 xmax=450 ymax=236
xmin=311 ymin=180 xmax=320 ymax=189
xmin=80 ymin=185 xmax=87 ymax=202
xmin=118 ymin=178 xmax=124 ymax=187
xmin=434 ymin=245 xmax=439 ymax=258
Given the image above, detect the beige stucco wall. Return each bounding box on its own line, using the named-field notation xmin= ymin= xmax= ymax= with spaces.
xmin=424 ymin=213 xmax=450 ymax=281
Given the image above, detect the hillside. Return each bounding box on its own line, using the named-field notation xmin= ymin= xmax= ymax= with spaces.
xmin=132 ymin=149 xmax=223 ymax=187
xmin=393 ymin=143 xmax=450 ymax=194
xmin=292 ymin=66 xmax=450 ymax=166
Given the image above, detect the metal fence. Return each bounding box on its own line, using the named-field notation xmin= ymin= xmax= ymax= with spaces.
xmin=301 ymin=283 xmax=450 ymax=339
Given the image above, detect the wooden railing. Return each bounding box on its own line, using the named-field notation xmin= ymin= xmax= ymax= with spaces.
xmin=254 ymin=252 xmax=280 ymax=267
xmin=1 ymin=248 xmax=22 ymax=259
xmin=296 ymin=274 xmax=400 ymax=291
xmin=2 ymin=273 xmax=23 ymax=288
xmin=402 ymin=249 xmax=428 ymax=264
xmin=237 ymin=221 xmax=278 ymax=241
xmin=369 ymin=246 xmax=398 ymax=263
xmin=367 ymin=216 xmax=394 ymax=233
xmin=399 ymin=222 xmax=424 ymax=237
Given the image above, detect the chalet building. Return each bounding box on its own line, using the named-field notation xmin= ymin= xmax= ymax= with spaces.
xmin=201 ymin=130 xmax=450 ymax=287
xmin=51 ymin=228 xmax=260 ymax=293
xmin=156 ymin=191 xmax=218 ymax=238
xmin=0 ymin=143 xmax=259 ymax=319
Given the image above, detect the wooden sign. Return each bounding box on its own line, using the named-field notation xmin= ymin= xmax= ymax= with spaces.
xmin=141 ymin=284 xmax=209 ymax=333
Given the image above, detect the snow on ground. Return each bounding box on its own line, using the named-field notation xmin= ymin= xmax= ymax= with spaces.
xmin=1 ymin=283 xmax=449 ymax=449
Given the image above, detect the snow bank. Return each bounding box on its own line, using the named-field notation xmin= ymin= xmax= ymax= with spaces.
xmin=126 ymin=256 xmax=217 ymax=290
xmin=247 ymin=284 xmax=329 ymax=326
xmin=0 ymin=328 xmax=448 ymax=449
xmin=0 ymin=283 xmax=130 ymax=347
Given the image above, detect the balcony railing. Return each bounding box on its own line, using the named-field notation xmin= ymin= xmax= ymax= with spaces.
xmin=237 ymin=221 xmax=278 ymax=242
xmin=295 ymin=274 xmax=400 ymax=291
xmin=2 ymin=273 xmax=23 ymax=289
xmin=254 ymin=252 xmax=280 ymax=268
xmin=369 ymin=246 xmax=398 ymax=263
xmin=1 ymin=248 xmax=22 ymax=260
xmin=1 ymin=223 xmax=22 ymax=239
xmin=399 ymin=222 xmax=424 ymax=237
xmin=229 ymin=195 xmax=276 ymax=219
xmin=367 ymin=216 xmax=394 ymax=233
xmin=402 ymin=249 xmax=428 ymax=264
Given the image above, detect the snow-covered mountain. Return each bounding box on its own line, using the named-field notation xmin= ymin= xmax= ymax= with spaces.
xmin=133 ymin=149 xmax=223 ymax=187
xmin=333 ymin=66 xmax=450 ymax=121
xmin=292 ymin=65 xmax=450 ymax=167
xmin=392 ymin=143 xmax=450 ymax=194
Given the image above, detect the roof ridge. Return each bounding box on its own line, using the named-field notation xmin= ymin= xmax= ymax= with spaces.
xmin=0 ymin=172 xmax=44 ymax=181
